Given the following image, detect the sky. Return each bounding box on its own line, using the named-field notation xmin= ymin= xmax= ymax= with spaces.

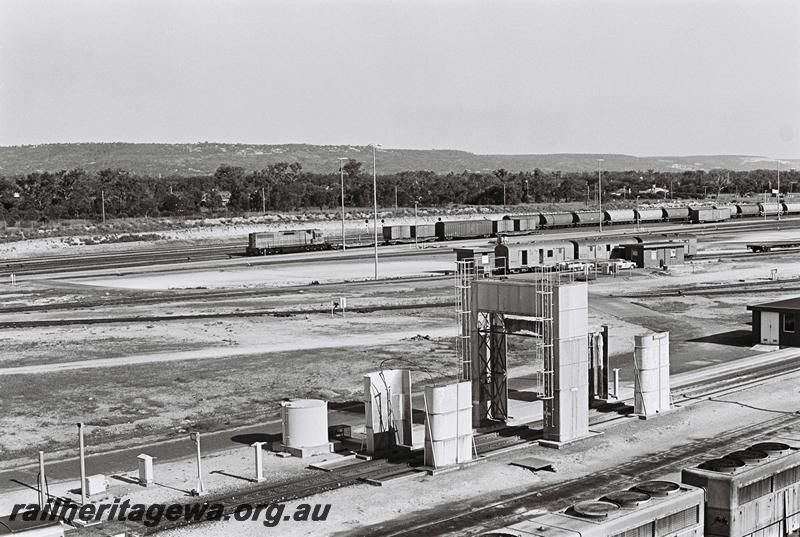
xmin=1 ymin=0 xmax=798 ymax=158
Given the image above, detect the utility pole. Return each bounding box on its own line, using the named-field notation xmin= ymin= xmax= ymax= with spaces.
xmin=77 ymin=423 xmax=86 ymax=504
xmin=372 ymin=144 xmax=381 ymax=280
xmin=261 ymin=187 xmax=266 ymax=214
xmin=394 ymin=185 xmax=398 ymax=210
xmin=502 ymin=182 xmax=507 ymax=206
xmin=101 ymin=190 xmax=106 ymax=224
xmin=597 ymin=159 xmax=604 ymax=233
xmin=338 ymin=157 xmax=348 ymax=250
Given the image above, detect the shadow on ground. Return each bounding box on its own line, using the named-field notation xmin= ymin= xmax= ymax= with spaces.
xmin=688 ymin=329 xmax=752 ymax=347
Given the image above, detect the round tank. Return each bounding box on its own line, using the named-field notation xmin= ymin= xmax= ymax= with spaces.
xmin=281 ymin=399 xmax=328 ymax=449
xmin=634 ymin=333 xmax=670 ymax=415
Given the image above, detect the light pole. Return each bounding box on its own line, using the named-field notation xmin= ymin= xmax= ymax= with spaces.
xmin=371 ymin=144 xmax=381 ymax=280
xmin=337 ymin=157 xmax=348 ymax=250
xmin=597 ymin=159 xmax=604 ymax=233
xmin=414 ymin=200 xmax=419 ymax=249
xmin=77 ymin=423 xmax=87 ymax=504
xmin=777 ymin=161 xmax=781 ymax=222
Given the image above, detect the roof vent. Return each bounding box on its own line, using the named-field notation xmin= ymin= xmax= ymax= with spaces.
xmin=631 ymin=480 xmax=680 ymax=496
xmin=699 ymin=458 xmax=744 ymax=472
xmin=601 ymin=490 xmax=652 ymax=508
xmin=727 ymin=450 xmax=769 ymax=464
xmin=572 ymin=501 xmax=620 ymax=519
xmin=749 ymin=442 xmax=791 ymax=455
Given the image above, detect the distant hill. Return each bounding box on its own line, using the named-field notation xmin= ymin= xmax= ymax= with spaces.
xmin=0 ymin=143 xmax=797 ymax=175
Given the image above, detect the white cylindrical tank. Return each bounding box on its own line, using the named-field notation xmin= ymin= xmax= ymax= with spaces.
xmin=424 ymin=382 xmax=472 ymax=468
xmin=634 ymin=332 xmax=670 ymax=416
xmin=281 ymin=399 xmax=328 ymax=449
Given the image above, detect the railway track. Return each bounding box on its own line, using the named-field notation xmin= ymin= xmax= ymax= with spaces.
xmin=369 ymin=413 xmax=800 ymax=537
xmin=2 ymin=217 xmax=797 ymax=278
xmin=70 ymin=348 xmax=800 ymax=536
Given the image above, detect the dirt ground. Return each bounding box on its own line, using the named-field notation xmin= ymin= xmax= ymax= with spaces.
xmin=1 ymin=229 xmax=799 ymax=488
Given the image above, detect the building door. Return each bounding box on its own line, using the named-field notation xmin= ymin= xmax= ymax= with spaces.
xmin=761 ymin=311 xmax=779 ymax=345
xmin=521 ymin=250 xmax=528 ymax=267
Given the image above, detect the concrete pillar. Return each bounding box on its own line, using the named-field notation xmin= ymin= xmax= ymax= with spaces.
xmin=544 ymin=282 xmax=590 ymax=444
xmin=137 ymin=454 xmax=154 ymax=487
xmin=251 ymin=442 xmax=266 ymax=482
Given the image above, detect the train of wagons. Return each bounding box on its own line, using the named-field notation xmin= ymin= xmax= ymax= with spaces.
xmin=244 ymin=201 xmax=791 ymax=255
xmin=485 ymin=441 xmax=799 ymax=537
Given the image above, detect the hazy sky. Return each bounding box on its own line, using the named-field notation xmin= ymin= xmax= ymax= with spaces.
xmin=1 ymin=0 xmax=798 ymax=157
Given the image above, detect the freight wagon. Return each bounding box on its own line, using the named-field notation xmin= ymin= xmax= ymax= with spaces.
xmin=635 ymin=208 xmax=666 ymax=223
xmin=411 ymin=224 xmax=436 ymax=241
xmin=782 ymin=202 xmax=800 ymax=215
xmin=759 ymin=202 xmax=783 ymax=216
xmin=540 ymin=213 xmax=576 ymax=228
xmin=382 ymin=225 xmax=412 ymax=243
xmin=663 ymin=206 xmax=691 ymax=222
xmin=604 ymin=209 xmax=637 ymax=225
xmin=511 ymin=217 xmax=538 ymax=234
xmin=435 ymin=220 xmax=494 ymax=240
xmin=574 ymin=211 xmax=604 ymax=226
xmin=736 ymin=204 xmax=761 ymax=217
xmin=690 ymin=207 xmax=732 ymax=223
xmin=493 ymin=219 xmax=515 ymax=235
xmin=246 ymin=229 xmax=329 ymax=255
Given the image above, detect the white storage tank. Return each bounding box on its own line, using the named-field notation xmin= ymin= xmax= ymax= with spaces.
xmin=424 ymin=382 xmax=473 ymax=468
xmin=634 ymin=332 xmax=671 ymax=417
xmin=279 ymin=399 xmax=330 ymax=457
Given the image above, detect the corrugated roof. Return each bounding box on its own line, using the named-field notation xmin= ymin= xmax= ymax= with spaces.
xmin=747 ymin=296 xmax=800 ymax=312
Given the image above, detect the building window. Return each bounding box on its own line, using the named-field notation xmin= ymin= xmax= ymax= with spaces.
xmin=650 ymin=251 xmax=657 ymax=260
xmin=547 ymin=250 xmax=553 ymax=258
xmin=784 ymin=314 xmax=795 ymax=333
xmin=670 ymin=248 xmax=677 ymax=258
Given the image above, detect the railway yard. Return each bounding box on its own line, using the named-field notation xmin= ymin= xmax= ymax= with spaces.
xmin=1 ymin=211 xmax=800 ymax=537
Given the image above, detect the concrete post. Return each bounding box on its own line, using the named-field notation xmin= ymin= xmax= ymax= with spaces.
xmin=612 ymin=368 xmax=620 ymax=399
xmin=190 ymin=433 xmax=206 ymax=495
xmin=38 ymin=451 xmax=46 ymax=509
xmin=252 ymin=442 xmax=266 ymax=482
xmin=137 ymin=454 xmax=154 ymax=487
xmin=77 ymin=423 xmax=86 ymax=504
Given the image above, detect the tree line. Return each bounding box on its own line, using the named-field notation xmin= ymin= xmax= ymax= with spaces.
xmin=0 ymin=162 xmax=795 ymax=222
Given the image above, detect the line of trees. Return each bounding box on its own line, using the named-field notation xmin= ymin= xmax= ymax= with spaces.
xmin=0 ymin=162 xmax=796 ymax=223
